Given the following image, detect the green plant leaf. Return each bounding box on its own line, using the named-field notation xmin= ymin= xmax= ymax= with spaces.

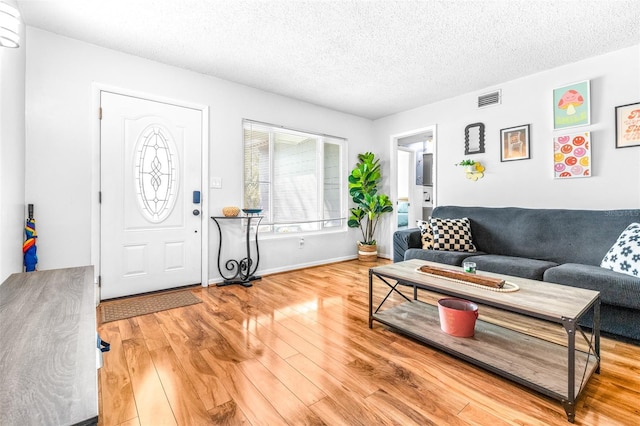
xmin=347 ymin=151 xmax=394 ymax=244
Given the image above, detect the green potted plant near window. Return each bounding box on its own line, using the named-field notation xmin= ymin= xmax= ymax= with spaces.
xmin=348 ymin=152 xmax=394 ymax=261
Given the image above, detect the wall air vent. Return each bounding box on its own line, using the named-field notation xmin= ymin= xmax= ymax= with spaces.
xmin=478 ymin=90 xmax=501 ymax=108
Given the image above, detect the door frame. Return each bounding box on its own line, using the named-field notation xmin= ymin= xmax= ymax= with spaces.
xmin=396 ymin=146 xmax=416 ymax=228
xmin=389 ymin=125 xmax=437 ymax=256
xmin=91 ymin=84 xmax=209 ymax=301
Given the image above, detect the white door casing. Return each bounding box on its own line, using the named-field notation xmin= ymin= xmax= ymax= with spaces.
xmin=389 ymin=125 xmax=437 ymax=256
xmin=397 ymin=147 xmax=416 ymax=227
xmin=100 ymin=91 xmax=203 ymax=299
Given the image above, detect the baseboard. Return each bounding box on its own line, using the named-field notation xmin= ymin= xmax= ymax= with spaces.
xmin=207 ymin=254 xmax=358 ymax=286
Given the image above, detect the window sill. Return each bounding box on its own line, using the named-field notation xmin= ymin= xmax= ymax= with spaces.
xmin=258 ymin=227 xmax=347 ymax=241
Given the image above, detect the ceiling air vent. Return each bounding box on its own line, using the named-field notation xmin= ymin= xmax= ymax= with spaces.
xmin=478 ymin=90 xmax=501 ymax=108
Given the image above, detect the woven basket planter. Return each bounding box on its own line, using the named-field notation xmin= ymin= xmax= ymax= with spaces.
xmin=358 ymin=243 xmax=378 ymax=262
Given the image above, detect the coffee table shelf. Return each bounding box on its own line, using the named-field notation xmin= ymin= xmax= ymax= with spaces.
xmin=373 ymin=300 xmax=599 ymax=399
xmin=369 ymin=260 xmax=600 ymax=423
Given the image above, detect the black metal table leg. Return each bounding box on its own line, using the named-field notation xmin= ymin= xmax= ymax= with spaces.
xmin=562 ymin=316 xmax=576 ymax=423
xmin=369 ymin=271 xmax=414 ymax=325
xmin=594 ymin=299 xmax=601 ymax=374
xmin=211 ymin=216 xmax=263 ymax=287
xmin=369 ymin=269 xmax=373 ymax=328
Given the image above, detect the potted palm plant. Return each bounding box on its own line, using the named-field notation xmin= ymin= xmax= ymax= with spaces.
xmin=348 ymin=152 xmax=393 ymax=261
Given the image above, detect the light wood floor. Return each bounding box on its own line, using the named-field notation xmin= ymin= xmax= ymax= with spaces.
xmin=97 ymin=259 xmax=640 ymax=426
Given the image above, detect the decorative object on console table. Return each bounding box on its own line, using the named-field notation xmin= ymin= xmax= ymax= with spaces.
xmin=464 ymin=122 xmax=485 ymax=154
xmin=500 ymin=124 xmax=530 ymax=161
xmin=210 ymin=215 xmax=263 ymax=286
xmin=242 ymin=208 xmax=263 ymax=215
xmin=222 ymin=206 xmax=240 ymax=217
xmin=553 ymin=131 xmax=591 ymax=178
xmin=348 ymin=152 xmax=393 ymax=261
xmin=553 ymin=80 xmax=590 ymax=130
xmin=615 ymin=101 xmax=640 ymax=148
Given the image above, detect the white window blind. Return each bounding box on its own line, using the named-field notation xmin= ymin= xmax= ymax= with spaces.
xmin=243 ymin=120 xmax=345 ymax=234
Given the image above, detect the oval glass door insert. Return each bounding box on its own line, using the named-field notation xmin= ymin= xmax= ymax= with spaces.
xmin=134 ymin=125 xmax=180 ymax=223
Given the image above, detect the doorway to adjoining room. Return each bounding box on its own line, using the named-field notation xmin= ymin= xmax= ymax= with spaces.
xmin=390 ymin=126 xmax=436 ymax=250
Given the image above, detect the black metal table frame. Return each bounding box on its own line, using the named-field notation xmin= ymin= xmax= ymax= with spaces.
xmin=211 ymin=216 xmax=263 ymax=287
xmin=368 ymin=268 xmax=600 ymax=423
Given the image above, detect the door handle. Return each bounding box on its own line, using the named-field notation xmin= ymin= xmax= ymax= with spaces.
xmin=193 ymin=209 xmax=200 ymax=216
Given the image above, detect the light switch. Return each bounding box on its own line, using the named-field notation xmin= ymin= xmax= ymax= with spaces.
xmin=210 ymin=177 xmax=222 ymax=189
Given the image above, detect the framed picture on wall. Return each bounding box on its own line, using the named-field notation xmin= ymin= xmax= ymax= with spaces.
xmin=553 ymin=80 xmax=590 ymax=130
xmin=615 ymin=102 xmax=640 ymax=148
xmin=500 ymin=124 xmax=530 ymax=161
xmin=553 ymin=131 xmax=591 ymax=179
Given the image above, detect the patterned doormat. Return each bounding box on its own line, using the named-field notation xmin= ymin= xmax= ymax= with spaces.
xmin=101 ymin=290 xmax=202 ymax=323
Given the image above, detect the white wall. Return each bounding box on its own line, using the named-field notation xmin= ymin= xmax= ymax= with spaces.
xmin=374 ymin=44 xmax=640 ymax=217
xmin=0 ymin=20 xmax=26 ymax=283
xmin=22 ymin=29 xmax=640 ymax=275
xmin=25 ymin=28 xmax=373 ymax=280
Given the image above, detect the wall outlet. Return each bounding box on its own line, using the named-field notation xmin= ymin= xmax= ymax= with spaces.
xmin=299 ymin=237 xmax=304 ymax=249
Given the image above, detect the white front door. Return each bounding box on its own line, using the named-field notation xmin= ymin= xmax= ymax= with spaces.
xmin=100 ymin=92 xmax=203 ymax=299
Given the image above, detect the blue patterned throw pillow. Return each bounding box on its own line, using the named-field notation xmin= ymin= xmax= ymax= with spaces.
xmin=601 ymin=223 xmax=640 ymax=277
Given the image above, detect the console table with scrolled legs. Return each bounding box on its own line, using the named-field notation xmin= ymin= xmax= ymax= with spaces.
xmin=210 ymin=216 xmax=263 ymax=287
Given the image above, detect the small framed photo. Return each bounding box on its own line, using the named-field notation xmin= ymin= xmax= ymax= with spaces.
xmin=553 ymin=80 xmax=590 ymax=130
xmin=500 ymin=124 xmax=530 ymax=161
xmin=615 ymin=102 xmax=640 ymax=148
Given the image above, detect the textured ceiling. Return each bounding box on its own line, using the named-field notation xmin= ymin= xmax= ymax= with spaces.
xmin=16 ymin=0 xmax=640 ymax=119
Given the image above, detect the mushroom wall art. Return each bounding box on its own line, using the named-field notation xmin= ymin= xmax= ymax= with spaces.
xmin=553 ymin=80 xmax=590 ymax=130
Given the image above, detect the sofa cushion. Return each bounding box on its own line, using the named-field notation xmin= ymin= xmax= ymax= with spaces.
xmin=430 ymin=217 xmax=476 ymax=252
xmin=431 ymin=206 xmax=640 ymax=266
xmin=577 ymin=303 xmax=640 ymax=341
xmin=601 ymin=223 xmax=640 ymax=277
xmin=404 ymin=248 xmax=484 ymax=266
xmin=464 ymin=255 xmax=558 ymax=281
xmin=416 ymin=219 xmax=434 ymax=249
xmin=393 ymin=228 xmax=423 ymax=262
xmin=544 ymin=263 xmax=640 ymax=310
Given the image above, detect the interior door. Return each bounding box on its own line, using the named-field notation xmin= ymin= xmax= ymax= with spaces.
xmin=100 ymin=92 xmax=202 ymax=299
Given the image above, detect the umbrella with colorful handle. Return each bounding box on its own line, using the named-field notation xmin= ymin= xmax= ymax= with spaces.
xmin=23 ymin=204 xmax=37 ymax=272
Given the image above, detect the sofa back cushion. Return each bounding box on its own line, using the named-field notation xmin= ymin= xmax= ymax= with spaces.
xmin=432 ymin=206 xmax=640 ymax=266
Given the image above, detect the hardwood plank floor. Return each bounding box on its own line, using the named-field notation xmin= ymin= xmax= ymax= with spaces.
xmin=97 ymin=259 xmax=640 ymax=425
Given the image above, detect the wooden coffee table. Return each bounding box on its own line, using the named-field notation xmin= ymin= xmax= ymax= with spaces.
xmin=369 ymin=259 xmax=600 ymax=423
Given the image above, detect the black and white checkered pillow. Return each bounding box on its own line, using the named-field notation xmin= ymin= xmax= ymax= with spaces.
xmin=430 ymin=217 xmax=477 ymax=252
xmin=601 ymin=223 xmax=640 ymax=277
xmin=416 ymin=219 xmax=434 ymax=249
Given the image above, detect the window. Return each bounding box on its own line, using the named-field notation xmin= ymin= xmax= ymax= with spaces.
xmin=243 ymin=120 xmax=346 ymax=234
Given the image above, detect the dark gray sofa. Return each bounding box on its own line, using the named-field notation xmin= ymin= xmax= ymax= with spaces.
xmin=393 ymin=205 xmax=640 ymax=341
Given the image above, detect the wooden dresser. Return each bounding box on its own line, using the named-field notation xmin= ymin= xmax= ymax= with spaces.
xmin=0 ymin=266 xmax=98 ymax=426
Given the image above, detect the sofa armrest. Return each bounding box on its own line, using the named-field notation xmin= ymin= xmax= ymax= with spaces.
xmin=393 ymin=228 xmax=422 ymax=262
